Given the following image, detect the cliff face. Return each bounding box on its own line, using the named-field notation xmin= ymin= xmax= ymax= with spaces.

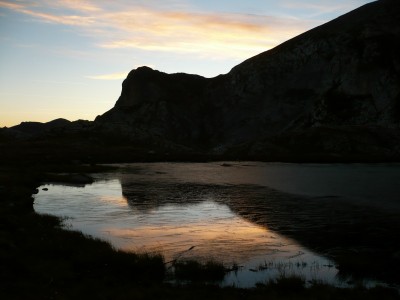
xmin=96 ymin=67 xmax=210 ymax=149
xmin=96 ymin=0 xmax=400 ymax=160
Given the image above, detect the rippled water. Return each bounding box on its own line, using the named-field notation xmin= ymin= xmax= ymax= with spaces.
xmin=33 ymin=162 xmax=400 ymax=287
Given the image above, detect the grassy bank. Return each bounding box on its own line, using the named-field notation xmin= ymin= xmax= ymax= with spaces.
xmin=0 ymin=165 xmax=165 ymax=299
xmin=1 ymin=164 xmax=399 ymax=299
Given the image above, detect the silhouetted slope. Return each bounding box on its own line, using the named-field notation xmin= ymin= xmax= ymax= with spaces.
xmin=88 ymin=0 xmax=400 ymax=159
xmin=11 ymin=118 xmax=71 ymax=134
xmin=1 ymin=118 xmax=93 ymax=141
xmin=96 ymin=67 xmax=209 ymax=149
xmin=2 ymin=1 xmax=398 ymax=160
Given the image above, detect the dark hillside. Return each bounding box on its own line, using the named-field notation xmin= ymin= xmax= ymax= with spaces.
xmin=95 ymin=0 xmax=400 ymax=161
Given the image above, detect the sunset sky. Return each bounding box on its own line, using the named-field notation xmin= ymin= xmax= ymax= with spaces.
xmin=0 ymin=0 xmax=373 ymax=127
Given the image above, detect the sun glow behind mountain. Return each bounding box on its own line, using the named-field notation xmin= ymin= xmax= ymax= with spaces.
xmin=0 ymin=0 xmax=373 ymax=127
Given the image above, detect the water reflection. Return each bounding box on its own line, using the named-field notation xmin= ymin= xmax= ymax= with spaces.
xmin=33 ymin=162 xmax=400 ymax=287
xmin=116 ymin=162 xmax=400 ymax=211
xmin=34 ymin=179 xmax=340 ymax=287
xmin=104 ymin=201 xmax=284 ymax=263
xmin=118 ymin=178 xmax=348 ymax=286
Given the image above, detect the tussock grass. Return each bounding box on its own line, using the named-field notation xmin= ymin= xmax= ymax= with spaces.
xmin=173 ymin=259 xmax=227 ymax=282
xmin=266 ymin=274 xmax=306 ymax=292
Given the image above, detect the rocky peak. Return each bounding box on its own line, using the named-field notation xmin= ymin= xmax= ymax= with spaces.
xmin=114 ymin=67 xmax=207 ymax=110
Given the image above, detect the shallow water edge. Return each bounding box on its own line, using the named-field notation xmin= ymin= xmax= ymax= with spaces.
xmin=34 ymin=162 xmax=400 ymax=288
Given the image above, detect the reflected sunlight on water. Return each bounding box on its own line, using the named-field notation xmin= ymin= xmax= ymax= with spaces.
xmin=33 ymin=162 xmax=400 ymax=287
xmin=103 ymin=200 xmax=286 ymax=262
xmin=33 ymin=163 xmax=347 ymax=287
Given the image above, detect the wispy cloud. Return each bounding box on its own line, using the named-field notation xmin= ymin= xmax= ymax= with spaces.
xmin=49 ymin=0 xmax=102 ymax=13
xmin=0 ymin=0 xmax=317 ymax=60
xmin=99 ymin=9 xmax=314 ymax=59
xmin=0 ymin=1 xmax=96 ymax=26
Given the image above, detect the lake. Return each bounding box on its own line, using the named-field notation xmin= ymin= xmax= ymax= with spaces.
xmin=33 ymin=162 xmax=400 ymax=287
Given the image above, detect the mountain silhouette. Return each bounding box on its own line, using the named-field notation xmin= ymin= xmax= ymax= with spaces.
xmin=95 ymin=0 xmax=400 ymax=160
xmin=2 ymin=0 xmax=400 ymax=162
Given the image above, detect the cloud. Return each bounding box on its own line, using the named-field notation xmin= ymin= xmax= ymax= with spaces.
xmin=49 ymin=0 xmax=102 ymax=13
xmin=99 ymin=10 xmax=315 ymax=59
xmin=0 ymin=1 xmax=95 ymax=26
xmin=0 ymin=0 xmax=318 ymax=60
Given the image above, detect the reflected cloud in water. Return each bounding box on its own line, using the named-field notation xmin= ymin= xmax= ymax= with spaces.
xmin=33 ymin=162 xmax=400 ymax=287
xmin=103 ymin=200 xmax=294 ymax=264
xmin=34 ymin=164 xmax=344 ymax=287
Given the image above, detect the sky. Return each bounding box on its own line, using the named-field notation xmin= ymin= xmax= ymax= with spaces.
xmin=0 ymin=0 xmax=374 ymax=127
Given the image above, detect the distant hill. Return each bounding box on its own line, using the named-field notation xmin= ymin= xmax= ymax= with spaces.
xmin=95 ymin=0 xmax=400 ymax=161
xmin=1 ymin=119 xmax=92 ymax=140
xmin=10 ymin=118 xmax=71 ymax=135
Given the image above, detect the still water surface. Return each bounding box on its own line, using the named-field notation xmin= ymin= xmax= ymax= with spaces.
xmin=33 ymin=162 xmax=400 ymax=287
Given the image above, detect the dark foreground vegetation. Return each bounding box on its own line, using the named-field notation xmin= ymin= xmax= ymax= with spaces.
xmin=1 ymin=158 xmax=399 ymax=300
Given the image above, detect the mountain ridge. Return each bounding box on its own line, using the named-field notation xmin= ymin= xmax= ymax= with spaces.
xmin=2 ymin=0 xmax=400 ymax=162
xmin=94 ymin=0 xmax=400 ymax=160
